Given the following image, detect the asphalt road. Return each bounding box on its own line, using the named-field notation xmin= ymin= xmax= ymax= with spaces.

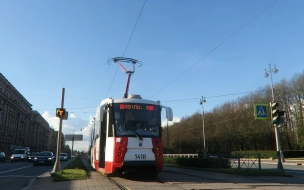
xmin=0 ymin=159 xmax=70 ymax=190
xmin=260 ymin=160 xmax=304 ymax=177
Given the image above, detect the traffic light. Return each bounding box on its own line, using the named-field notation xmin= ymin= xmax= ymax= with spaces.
xmin=278 ymin=111 xmax=285 ymax=124
xmin=271 ymin=102 xmax=279 ymax=124
xmin=56 ymin=108 xmax=66 ymax=118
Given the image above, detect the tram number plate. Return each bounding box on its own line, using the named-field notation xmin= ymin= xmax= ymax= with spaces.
xmin=135 ymin=154 xmax=146 ymax=159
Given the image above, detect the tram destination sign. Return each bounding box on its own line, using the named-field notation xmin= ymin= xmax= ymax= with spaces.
xmin=119 ymin=103 xmax=154 ymax=111
xmin=65 ymin=134 xmax=83 ymax=141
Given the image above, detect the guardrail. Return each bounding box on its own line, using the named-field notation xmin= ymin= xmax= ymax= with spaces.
xmin=164 ymin=153 xmax=261 ymax=170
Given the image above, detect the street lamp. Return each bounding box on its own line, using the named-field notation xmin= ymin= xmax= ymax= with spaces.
xmin=264 ymin=63 xmax=284 ymax=171
xmin=200 ymin=96 xmax=207 ymax=158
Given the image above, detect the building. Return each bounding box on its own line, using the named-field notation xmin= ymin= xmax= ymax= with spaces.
xmin=0 ymin=73 xmax=58 ymax=156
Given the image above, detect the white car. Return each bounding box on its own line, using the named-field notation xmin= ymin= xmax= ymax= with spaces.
xmin=60 ymin=153 xmax=68 ymax=161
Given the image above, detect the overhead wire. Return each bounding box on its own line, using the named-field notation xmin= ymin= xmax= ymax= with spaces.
xmin=161 ymin=89 xmax=267 ymax=103
xmin=151 ymin=0 xmax=278 ymax=98
xmin=104 ymin=0 xmax=147 ymax=99
xmin=33 ymin=1 xmax=276 ymax=117
xmin=30 ymin=89 xmax=268 ymax=112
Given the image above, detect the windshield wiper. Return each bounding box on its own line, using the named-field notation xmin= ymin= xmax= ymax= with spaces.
xmin=131 ymin=130 xmax=143 ymax=141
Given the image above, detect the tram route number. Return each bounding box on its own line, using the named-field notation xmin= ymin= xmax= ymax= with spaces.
xmin=135 ymin=154 xmax=146 ymax=159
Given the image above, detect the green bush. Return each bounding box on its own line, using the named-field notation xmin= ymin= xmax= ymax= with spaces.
xmin=231 ymin=150 xmax=277 ymax=159
xmin=231 ymin=150 xmax=304 ymax=159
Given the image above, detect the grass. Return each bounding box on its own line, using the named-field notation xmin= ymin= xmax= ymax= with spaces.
xmin=53 ymin=156 xmax=88 ymax=182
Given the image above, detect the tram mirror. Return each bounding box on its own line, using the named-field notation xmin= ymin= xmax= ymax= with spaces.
xmin=96 ymin=105 xmax=105 ymax=122
xmin=162 ymin=106 xmax=173 ymax=121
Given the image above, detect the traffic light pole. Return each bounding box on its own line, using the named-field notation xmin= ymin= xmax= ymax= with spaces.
xmin=273 ymin=113 xmax=284 ymax=171
xmin=51 ymin=88 xmax=65 ymax=176
xmin=265 ymin=64 xmax=284 ymax=172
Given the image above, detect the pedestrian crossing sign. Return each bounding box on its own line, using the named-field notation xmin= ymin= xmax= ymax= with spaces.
xmin=254 ymin=103 xmax=269 ymax=120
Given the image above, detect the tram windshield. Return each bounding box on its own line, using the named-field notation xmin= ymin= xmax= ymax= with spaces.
xmin=113 ymin=103 xmax=161 ymax=138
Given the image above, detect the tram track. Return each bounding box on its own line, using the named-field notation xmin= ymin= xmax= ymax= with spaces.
xmin=107 ymin=171 xmax=186 ymax=190
xmin=100 ymin=168 xmax=304 ymax=190
xmin=106 ymin=169 xmax=255 ymax=190
xmin=108 ymin=177 xmax=130 ymax=190
xmin=106 ymin=169 xmax=230 ymax=190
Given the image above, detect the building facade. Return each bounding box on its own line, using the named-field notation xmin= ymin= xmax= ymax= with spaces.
xmin=0 ymin=73 xmax=59 ymax=157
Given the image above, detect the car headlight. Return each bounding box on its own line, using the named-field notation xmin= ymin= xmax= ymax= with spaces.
xmin=48 ymin=157 xmax=52 ymax=160
xmin=11 ymin=156 xmax=14 ymax=159
xmin=34 ymin=157 xmax=37 ymax=160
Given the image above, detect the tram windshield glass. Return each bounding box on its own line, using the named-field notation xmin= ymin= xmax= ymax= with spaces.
xmin=113 ymin=103 xmax=161 ymax=138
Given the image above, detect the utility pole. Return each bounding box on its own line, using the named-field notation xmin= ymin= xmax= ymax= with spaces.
xmin=200 ymin=96 xmax=207 ymax=158
xmin=51 ymin=88 xmax=65 ymax=176
xmin=264 ymin=63 xmax=284 ymax=171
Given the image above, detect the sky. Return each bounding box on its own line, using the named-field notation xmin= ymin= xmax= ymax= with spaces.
xmin=1 ymin=0 xmax=304 ymax=151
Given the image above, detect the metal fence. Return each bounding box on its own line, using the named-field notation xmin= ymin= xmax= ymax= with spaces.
xmin=163 ymin=153 xmax=261 ymax=170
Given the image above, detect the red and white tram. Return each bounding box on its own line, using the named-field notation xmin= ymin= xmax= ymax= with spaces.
xmin=90 ymin=94 xmax=173 ymax=175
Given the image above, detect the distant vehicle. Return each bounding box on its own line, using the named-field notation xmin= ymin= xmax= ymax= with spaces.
xmin=0 ymin=152 xmax=6 ymax=162
xmin=67 ymin=153 xmax=71 ymax=159
xmin=32 ymin=151 xmax=55 ymax=166
xmin=11 ymin=147 xmax=30 ymax=162
xmin=28 ymin=152 xmax=40 ymax=162
xmin=60 ymin=153 xmax=68 ymax=161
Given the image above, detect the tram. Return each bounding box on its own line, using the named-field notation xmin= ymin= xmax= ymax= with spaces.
xmin=90 ymin=57 xmax=173 ymax=175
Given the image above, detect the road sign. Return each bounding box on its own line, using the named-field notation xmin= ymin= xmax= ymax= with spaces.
xmin=65 ymin=134 xmax=83 ymax=141
xmin=254 ymin=103 xmax=269 ymax=120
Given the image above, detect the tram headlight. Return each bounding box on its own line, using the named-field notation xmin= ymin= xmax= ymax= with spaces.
xmin=118 ymin=152 xmax=122 ymax=156
xmin=119 ymin=146 xmax=123 ymax=150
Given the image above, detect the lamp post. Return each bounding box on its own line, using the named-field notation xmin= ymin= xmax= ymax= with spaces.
xmin=200 ymin=96 xmax=207 ymax=158
xmin=264 ymin=63 xmax=284 ymax=171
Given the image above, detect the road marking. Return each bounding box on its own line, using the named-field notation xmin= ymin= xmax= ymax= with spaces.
xmin=0 ymin=165 xmax=32 ymax=174
xmin=0 ymin=175 xmax=37 ymax=178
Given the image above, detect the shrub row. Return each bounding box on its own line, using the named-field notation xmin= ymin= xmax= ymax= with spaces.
xmin=231 ymin=150 xmax=304 ymax=159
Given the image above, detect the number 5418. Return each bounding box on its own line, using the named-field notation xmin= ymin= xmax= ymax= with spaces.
xmin=135 ymin=154 xmax=146 ymax=159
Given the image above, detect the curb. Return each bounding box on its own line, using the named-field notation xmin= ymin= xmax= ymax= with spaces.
xmin=21 ymin=177 xmax=37 ymax=190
